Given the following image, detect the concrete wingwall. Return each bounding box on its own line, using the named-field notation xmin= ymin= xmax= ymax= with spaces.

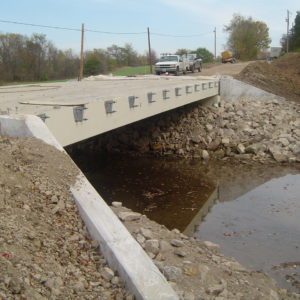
xmin=220 ymin=76 xmax=285 ymax=101
xmin=0 ymin=114 xmax=179 ymax=300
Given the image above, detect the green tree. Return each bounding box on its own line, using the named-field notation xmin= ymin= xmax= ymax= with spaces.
xmin=191 ymin=48 xmax=214 ymax=63
xmin=224 ymin=14 xmax=271 ymax=60
xmin=84 ymin=55 xmax=100 ymax=76
xmin=286 ymin=11 xmax=300 ymax=52
xmin=0 ymin=33 xmax=27 ymax=81
xmin=175 ymin=48 xmax=191 ymax=56
xmin=0 ymin=33 xmax=80 ymax=83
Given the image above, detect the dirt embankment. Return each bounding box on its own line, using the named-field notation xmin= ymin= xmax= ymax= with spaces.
xmin=0 ymin=138 xmax=132 ymax=299
xmin=201 ymin=61 xmax=251 ymax=76
xmin=235 ymin=53 xmax=300 ymax=103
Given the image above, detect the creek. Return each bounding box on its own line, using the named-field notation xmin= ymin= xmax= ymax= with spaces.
xmin=69 ymin=150 xmax=300 ymax=293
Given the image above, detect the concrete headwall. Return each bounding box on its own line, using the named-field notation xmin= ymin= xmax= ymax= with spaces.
xmin=220 ymin=76 xmax=284 ymax=101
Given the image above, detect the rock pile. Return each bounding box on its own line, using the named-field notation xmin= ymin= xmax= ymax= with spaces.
xmin=112 ymin=203 xmax=300 ymax=300
xmin=83 ymin=96 xmax=300 ymax=164
xmin=0 ymin=138 xmax=132 ymax=299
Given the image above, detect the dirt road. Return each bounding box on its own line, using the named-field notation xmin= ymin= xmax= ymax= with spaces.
xmin=199 ymin=61 xmax=250 ymax=76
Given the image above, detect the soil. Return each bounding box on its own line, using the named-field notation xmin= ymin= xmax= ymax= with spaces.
xmin=0 ymin=137 xmax=132 ymax=299
xmin=235 ymin=53 xmax=300 ymax=103
xmin=197 ymin=62 xmax=251 ymax=77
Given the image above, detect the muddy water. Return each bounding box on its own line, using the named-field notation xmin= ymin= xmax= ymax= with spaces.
xmin=72 ymin=152 xmax=300 ymax=292
xmin=195 ymin=173 xmax=300 ymax=293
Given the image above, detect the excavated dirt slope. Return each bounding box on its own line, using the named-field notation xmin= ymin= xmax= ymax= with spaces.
xmin=235 ymin=53 xmax=300 ymax=103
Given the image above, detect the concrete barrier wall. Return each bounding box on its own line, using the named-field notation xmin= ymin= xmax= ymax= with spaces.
xmin=220 ymin=76 xmax=284 ymax=101
xmin=0 ymin=114 xmax=179 ymax=300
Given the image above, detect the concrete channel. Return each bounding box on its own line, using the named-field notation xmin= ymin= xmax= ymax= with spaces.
xmin=0 ymin=75 xmax=280 ymax=299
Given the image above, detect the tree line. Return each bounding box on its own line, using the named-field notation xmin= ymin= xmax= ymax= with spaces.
xmin=0 ymin=33 xmax=79 ymax=82
xmin=84 ymin=44 xmax=157 ymax=76
xmin=281 ymin=11 xmax=300 ymax=52
xmin=0 ymin=32 xmax=158 ymax=83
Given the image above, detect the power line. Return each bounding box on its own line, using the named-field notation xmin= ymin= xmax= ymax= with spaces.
xmin=0 ymin=19 xmax=81 ymax=32
xmin=0 ymin=19 xmax=213 ymax=38
xmin=86 ymin=29 xmax=146 ymax=35
xmin=0 ymin=19 xmax=146 ymax=35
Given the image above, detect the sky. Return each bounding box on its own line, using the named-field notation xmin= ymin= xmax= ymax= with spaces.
xmin=0 ymin=0 xmax=299 ymax=56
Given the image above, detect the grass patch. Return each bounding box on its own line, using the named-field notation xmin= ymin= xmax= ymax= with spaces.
xmin=112 ymin=65 xmax=154 ymax=76
xmin=1 ymin=79 xmax=72 ymax=87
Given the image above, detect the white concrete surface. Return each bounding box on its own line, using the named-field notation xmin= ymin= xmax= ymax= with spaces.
xmin=0 ymin=114 xmax=179 ymax=300
xmin=0 ymin=114 xmax=63 ymax=151
xmin=1 ymin=76 xmax=219 ymax=147
xmin=220 ymin=76 xmax=284 ymax=101
xmin=72 ymin=175 xmax=179 ymax=300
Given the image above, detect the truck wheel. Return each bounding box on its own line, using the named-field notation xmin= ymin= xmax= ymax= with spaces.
xmin=191 ymin=65 xmax=195 ymax=73
xmin=174 ymin=67 xmax=179 ymax=76
xmin=198 ymin=64 xmax=202 ymax=72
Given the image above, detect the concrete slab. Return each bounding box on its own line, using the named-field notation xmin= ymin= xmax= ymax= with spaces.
xmin=1 ymin=76 xmax=219 ymax=147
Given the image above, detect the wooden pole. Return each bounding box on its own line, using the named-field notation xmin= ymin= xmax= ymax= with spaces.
xmin=213 ymin=27 xmax=216 ymax=59
xmin=286 ymin=10 xmax=290 ymax=53
xmin=147 ymin=27 xmax=153 ymax=74
xmin=79 ymin=23 xmax=84 ymax=81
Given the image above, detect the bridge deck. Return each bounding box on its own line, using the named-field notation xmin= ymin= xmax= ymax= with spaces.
xmin=0 ymin=75 xmax=219 ymax=146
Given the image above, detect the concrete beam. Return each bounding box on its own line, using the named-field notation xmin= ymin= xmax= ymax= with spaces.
xmin=1 ymin=77 xmax=219 ymax=147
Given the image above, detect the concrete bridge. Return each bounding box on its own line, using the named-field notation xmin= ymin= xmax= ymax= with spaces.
xmin=0 ymin=75 xmax=220 ymax=146
xmin=0 ymin=74 xmax=222 ymax=299
xmin=0 ymin=75 xmax=284 ymax=299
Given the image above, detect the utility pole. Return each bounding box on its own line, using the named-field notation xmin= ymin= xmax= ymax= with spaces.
xmin=213 ymin=27 xmax=216 ymax=60
xmin=147 ymin=27 xmax=153 ymax=74
xmin=79 ymin=23 xmax=84 ymax=81
xmin=286 ymin=10 xmax=290 ymax=53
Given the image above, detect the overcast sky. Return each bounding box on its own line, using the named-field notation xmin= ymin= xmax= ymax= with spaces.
xmin=1 ymin=0 xmax=299 ymax=56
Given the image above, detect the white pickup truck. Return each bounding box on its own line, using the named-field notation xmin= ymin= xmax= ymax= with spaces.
xmin=155 ymin=55 xmax=188 ymax=76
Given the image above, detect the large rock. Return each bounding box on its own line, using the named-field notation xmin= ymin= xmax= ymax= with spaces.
xmin=170 ymin=239 xmax=185 ymax=247
xmin=236 ymin=144 xmax=245 ymax=154
xmin=202 ymin=150 xmax=210 ymax=160
xmin=102 ymin=267 xmax=115 ymax=281
xmin=139 ymin=228 xmax=153 ymax=240
xmin=203 ymin=241 xmax=220 ymax=251
xmin=118 ymin=212 xmax=141 ymax=222
xmin=190 ymin=128 xmax=202 ymax=144
xmin=144 ymin=239 xmax=160 ymax=255
xmin=268 ymin=145 xmax=288 ymax=162
xmin=162 ymin=266 xmax=182 ymax=282
xmin=207 ymin=138 xmax=221 ymax=151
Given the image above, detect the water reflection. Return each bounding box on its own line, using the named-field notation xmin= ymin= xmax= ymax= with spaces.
xmin=68 ymin=149 xmax=300 ymax=292
xmin=195 ymin=174 xmax=300 ymax=293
